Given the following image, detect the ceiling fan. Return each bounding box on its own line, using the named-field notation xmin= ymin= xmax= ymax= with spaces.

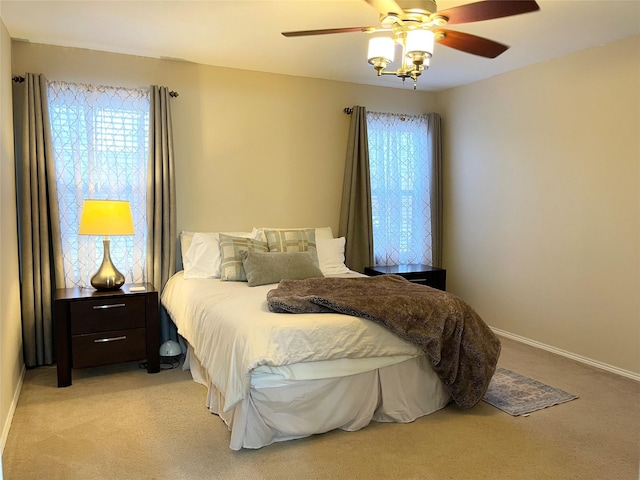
xmin=282 ymin=0 xmax=540 ymax=87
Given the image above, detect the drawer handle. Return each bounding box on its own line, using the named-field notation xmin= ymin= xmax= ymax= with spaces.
xmin=94 ymin=336 xmax=127 ymax=343
xmin=409 ymin=278 xmax=428 ymax=283
xmin=92 ymin=303 xmax=126 ymax=310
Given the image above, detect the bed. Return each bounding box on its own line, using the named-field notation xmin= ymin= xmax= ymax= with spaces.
xmin=161 ymin=227 xmax=500 ymax=450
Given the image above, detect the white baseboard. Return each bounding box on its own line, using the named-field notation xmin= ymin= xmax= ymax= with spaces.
xmin=492 ymin=327 xmax=640 ymax=382
xmin=1 ymin=363 xmax=25 ymax=456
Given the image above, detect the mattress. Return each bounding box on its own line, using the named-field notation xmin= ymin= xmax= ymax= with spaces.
xmin=161 ymin=271 xmax=426 ymax=412
xmin=162 ymin=271 xmax=451 ymax=449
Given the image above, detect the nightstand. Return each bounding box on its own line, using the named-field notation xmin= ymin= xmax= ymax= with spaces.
xmin=54 ymin=283 xmax=160 ymax=387
xmin=364 ymin=264 xmax=447 ymax=291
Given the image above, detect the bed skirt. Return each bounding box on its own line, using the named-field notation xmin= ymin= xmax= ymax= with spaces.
xmin=186 ymin=347 xmax=451 ymax=450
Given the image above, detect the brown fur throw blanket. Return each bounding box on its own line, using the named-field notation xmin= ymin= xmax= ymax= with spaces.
xmin=267 ymin=274 xmax=501 ymax=408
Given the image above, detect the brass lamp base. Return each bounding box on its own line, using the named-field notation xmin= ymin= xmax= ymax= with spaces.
xmin=91 ymin=238 xmax=125 ymax=291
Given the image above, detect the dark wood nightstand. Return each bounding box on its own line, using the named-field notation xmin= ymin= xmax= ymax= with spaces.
xmin=54 ymin=283 xmax=160 ymax=387
xmin=364 ymin=264 xmax=447 ymax=291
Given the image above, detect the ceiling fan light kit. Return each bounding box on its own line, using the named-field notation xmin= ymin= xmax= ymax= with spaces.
xmin=368 ymin=29 xmax=435 ymax=87
xmin=282 ymin=0 xmax=540 ymax=89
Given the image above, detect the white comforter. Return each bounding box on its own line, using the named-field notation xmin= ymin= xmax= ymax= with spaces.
xmin=161 ymin=271 xmax=423 ymax=412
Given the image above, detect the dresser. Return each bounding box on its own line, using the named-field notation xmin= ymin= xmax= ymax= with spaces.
xmin=364 ymin=264 xmax=447 ymax=291
xmin=54 ymin=283 xmax=160 ymax=387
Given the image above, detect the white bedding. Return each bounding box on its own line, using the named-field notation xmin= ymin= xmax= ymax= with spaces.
xmin=161 ymin=271 xmax=424 ymax=412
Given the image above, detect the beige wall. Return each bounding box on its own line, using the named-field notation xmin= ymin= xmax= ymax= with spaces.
xmin=11 ymin=42 xmax=437 ymax=235
xmin=438 ymin=35 xmax=640 ymax=375
xmin=0 ymin=18 xmax=23 ymax=456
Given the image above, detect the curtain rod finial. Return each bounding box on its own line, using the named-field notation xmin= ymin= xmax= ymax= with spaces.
xmin=343 ymin=107 xmax=353 ymax=114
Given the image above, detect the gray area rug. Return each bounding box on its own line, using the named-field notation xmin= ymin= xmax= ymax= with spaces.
xmin=483 ymin=366 xmax=579 ymax=416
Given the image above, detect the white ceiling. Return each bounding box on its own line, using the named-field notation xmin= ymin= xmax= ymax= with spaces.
xmin=2 ymin=0 xmax=639 ymax=91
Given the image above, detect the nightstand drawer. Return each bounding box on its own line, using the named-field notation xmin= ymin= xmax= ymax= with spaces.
xmin=70 ymin=296 xmax=146 ymax=334
xmin=71 ymin=328 xmax=147 ymax=368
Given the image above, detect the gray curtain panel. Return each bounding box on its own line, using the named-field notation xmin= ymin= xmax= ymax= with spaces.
xmin=427 ymin=112 xmax=443 ymax=268
xmin=15 ymin=73 xmax=65 ymax=367
xmin=147 ymin=85 xmax=178 ymax=345
xmin=338 ymin=106 xmax=373 ymax=273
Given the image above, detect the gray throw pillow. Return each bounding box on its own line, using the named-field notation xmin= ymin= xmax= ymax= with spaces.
xmin=240 ymin=250 xmax=324 ymax=287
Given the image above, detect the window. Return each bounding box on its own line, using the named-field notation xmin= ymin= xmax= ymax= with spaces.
xmin=367 ymin=111 xmax=433 ymax=266
xmin=48 ymin=81 xmax=150 ymax=288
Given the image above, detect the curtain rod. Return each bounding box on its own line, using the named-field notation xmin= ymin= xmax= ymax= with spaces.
xmin=343 ymin=107 xmax=353 ymax=114
xmin=12 ymin=76 xmax=178 ymax=97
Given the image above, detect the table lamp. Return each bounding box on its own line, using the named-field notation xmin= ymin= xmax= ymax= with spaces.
xmin=78 ymin=199 xmax=135 ymax=290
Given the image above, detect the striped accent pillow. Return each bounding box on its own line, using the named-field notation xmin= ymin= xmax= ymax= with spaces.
xmin=264 ymin=228 xmax=318 ymax=265
xmin=219 ymin=234 xmax=268 ymax=281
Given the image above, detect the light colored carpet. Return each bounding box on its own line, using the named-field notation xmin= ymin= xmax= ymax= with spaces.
xmin=3 ymin=336 xmax=640 ymax=480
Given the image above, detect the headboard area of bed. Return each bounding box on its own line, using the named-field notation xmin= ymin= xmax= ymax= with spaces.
xmin=177 ymin=227 xmax=351 ymax=281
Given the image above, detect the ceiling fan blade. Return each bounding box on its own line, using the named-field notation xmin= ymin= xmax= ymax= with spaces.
xmin=435 ymin=29 xmax=509 ymax=58
xmin=437 ymin=0 xmax=540 ymax=25
xmin=282 ymin=26 xmax=376 ymax=37
xmin=365 ymin=0 xmax=404 ymax=16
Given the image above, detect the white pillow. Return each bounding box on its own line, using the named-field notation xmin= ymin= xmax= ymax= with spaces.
xmin=182 ymin=230 xmax=258 ymax=279
xmin=254 ymin=226 xmax=334 ymax=242
xmin=316 ymin=237 xmax=350 ymax=275
xmin=180 ymin=231 xmax=197 ymax=261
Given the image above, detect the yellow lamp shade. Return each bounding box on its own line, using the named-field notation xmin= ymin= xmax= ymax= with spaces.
xmin=78 ymin=199 xmax=134 ymax=236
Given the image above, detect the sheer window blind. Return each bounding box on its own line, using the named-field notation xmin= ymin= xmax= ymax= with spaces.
xmin=48 ymin=81 xmax=150 ymax=288
xmin=367 ymin=111 xmax=433 ymax=266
